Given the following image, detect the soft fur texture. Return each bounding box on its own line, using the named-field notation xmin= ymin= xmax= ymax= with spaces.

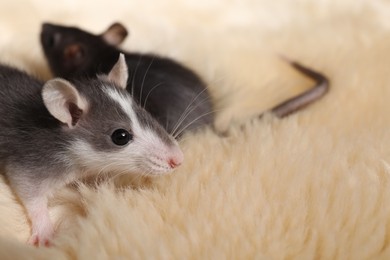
xmin=1 ymin=0 xmax=390 ymax=259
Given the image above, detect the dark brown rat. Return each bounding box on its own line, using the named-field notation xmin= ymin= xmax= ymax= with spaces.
xmin=40 ymin=22 xmax=329 ymax=137
xmin=41 ymin=22 xmax=214 ymax=138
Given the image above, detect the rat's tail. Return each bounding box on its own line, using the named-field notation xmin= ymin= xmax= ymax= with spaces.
xmin=214 ymin=58 xmax=329 ymax=137
xmin=270 ymin=58 xmax=329 ymax=118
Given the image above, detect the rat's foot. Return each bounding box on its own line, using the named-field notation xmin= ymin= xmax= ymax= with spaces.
xmin=24 ymin=196 xmax=55 ymax=247
xmin=27 ymin=217 xmax=55 ymax=247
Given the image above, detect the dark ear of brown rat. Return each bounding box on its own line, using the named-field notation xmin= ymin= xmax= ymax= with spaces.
xmin=64 ymin=43 xmax=84 ymax=65
xmin=101 ymin=22 xmax=129 ymax=46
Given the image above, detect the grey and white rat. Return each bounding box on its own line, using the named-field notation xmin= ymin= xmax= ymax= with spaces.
xmin=0 ymin=54 xmax=183 ymax=246
xmin=40 ymin=23 xmax=329 ymax=137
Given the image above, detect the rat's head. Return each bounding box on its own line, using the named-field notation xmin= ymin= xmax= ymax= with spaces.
xmin=41 ymin=22 xmax=128 ymax=78
xmin=42 ymin=54 xmax=183 ymax=176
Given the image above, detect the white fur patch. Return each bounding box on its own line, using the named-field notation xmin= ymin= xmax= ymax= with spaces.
xmin=104 ymin=87 xmax=133 ymax=118
xmin=103 ymin=86 xmax=142 ymax=132
xmin=103 ymin=86 xmax=167 ymax=152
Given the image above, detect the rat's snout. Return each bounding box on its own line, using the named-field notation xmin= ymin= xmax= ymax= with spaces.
xmin=144 ymin=144 xmax=184 ymax=174
xmin=168 ymin=149 xmax=184 ymax=169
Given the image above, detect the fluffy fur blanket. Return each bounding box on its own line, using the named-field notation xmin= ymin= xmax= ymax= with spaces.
xmin=1 ymin=0 xmax=390 ymax=258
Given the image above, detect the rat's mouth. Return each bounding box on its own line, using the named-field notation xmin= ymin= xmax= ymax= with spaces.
xmin=140 ymin=154 xmax=183 ymax=176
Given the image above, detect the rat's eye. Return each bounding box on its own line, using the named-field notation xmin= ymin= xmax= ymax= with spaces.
xmin=111 ymin=129 xmax=132 ymax=146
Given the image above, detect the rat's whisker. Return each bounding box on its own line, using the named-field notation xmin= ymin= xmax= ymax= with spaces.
xmin=171 ymin=95 xmax=214 ymax=137
xmin=170 ymin=87 xmax=210 ymax=136
xmin=173 ymin=109 xmax=222 ymax=139
xmin=143 ymin=82 xmax=163 ymax=109
xmin=130 ymin=55 xmax=143 ymax=98
xmin=140 ymin=56 xmax=155 ymax=108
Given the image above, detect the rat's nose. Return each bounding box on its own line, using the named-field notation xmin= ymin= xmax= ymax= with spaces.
xmin=168 ymin=149 xmax=184 ymax=169
xmin=168 ymin=158 xmax=181 ymax=168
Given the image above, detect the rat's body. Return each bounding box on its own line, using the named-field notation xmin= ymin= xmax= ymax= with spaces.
xmin=0 ymin=56 xmax=183 ymax=246
xmin=41 ymin=23 xmax=329 ymax=138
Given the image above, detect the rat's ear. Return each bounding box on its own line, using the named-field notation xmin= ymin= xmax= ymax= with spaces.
xmin=101 ymin=22 xmax=128 ymax=46
xmin=103 ymin=53 xmax=128 ymax=89
xmin=64 ymin=44 xmax=84 ymax=64
xmin=42 ymin=78 xmax=88 ymax=128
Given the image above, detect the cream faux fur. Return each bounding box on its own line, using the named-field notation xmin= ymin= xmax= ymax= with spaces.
xmin=1 ymin=0 xmax=390 ymax=259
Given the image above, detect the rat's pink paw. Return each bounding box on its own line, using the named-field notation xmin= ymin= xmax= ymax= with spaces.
xmin=27 ymin=224 xmax=54 ymax=247
xmin=28 ymin=233 xmax=52 ymax=247
xmin=23 ymin=196 xmax=55 ymax=247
